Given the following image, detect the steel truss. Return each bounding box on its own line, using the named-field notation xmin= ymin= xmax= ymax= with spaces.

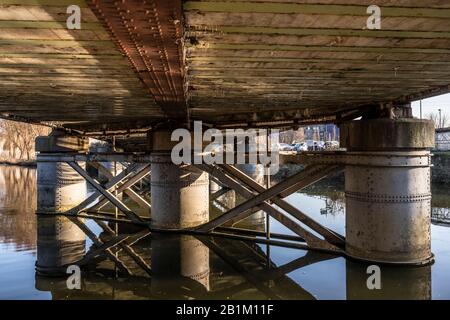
xmin=36 ymin=152 xmax=346 ymax=257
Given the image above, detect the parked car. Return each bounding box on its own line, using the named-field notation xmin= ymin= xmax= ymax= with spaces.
xmin=316 ymin=141 xmax=325 ymax=150
xmin=305 ymin=140 xmax=317 ymax=151
xmin=305 ymin=140 xmax=325 ymax=151
xmin=292 ymin=142 xmax=308 ymax=152
xmin=324 ymin=141 xmax=340 ymax=150
xmin=277 ymin=143 xmax=295 ymax=151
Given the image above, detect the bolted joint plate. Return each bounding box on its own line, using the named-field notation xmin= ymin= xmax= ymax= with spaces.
xmin=340 ymin=118 xmax=435 ymax=151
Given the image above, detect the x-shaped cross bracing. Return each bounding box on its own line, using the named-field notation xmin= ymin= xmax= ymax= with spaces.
xmin=65 ymin=162 xmax=151 ymax=224
xmin=195 ymin=163 xmax=345 ymax=253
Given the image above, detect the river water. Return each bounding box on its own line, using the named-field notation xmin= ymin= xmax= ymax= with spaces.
xmin=0 ymin=165 xmax=449 ymax=300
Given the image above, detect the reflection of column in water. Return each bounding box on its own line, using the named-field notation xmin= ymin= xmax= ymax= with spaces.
xmin=151 ymin=234 xmax=210 ymax=298
xmin=36 ymin=216 xmax=86 ymax=276
xmin=234 ymin=164 xmax=265 ymax=230
xmin=181 ymin=235 xmax=210 ymax=290
xmin=346 ymin=260 xmax=431 ymax=300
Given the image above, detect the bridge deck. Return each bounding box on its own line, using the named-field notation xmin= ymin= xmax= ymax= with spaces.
xmin=0 ymin=0 xmax=449 ymax=133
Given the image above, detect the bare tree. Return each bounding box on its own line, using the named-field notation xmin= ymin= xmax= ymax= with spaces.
xmin=441 ymin=113 xmax=449 ymax=129
xmin=427 ymin=111 xmax=449 ymax=129
xmin=0 ymin=119 xmax=50 ymax=161
xmin=279 ymin=128 xmax=306 ymax=144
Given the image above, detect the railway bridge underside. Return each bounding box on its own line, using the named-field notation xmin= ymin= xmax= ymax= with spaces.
xmin=0 ymin=0 xmax=448 ymax=268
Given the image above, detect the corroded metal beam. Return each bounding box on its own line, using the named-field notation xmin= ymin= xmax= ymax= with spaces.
xmin=88 ymin=0 xmax=187 ymax=120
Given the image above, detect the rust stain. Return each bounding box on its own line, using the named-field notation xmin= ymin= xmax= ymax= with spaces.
xmin=88 ymin=0 xmax=187 ymax=120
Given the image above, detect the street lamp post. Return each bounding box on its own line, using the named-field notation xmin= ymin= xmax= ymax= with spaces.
xmin=438 ymin=109 xmax=442 ymax=129
xmin=420 ymin=100 xmax=422 ymax=119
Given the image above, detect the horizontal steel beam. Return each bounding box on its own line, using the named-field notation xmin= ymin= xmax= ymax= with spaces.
xmin=281 ymin=151 xmax=432 ymax=167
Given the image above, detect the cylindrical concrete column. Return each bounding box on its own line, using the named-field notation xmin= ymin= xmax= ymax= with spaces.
xmin=149 ymin=130 xmax=209 ymax=229
xmin=235 ymin=163 xmax=266 ymax=228
xmin=36 ymin=162 xmax=87 ymax=213
xmin=340 ymin=118 xmax=435 ymax=265
xmin=92 ymin=143 xmax=123 ymax=185
xmin=36 ymin=215 xmax=86 ymax=276
xmin=36 ymin=131 xmax=89 ymax=213
xmin=151 ymin=154 xmax=209 ymax=229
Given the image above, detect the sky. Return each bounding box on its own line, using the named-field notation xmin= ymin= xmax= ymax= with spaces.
xmin=411 ymin=93 xmax=450 ymax=119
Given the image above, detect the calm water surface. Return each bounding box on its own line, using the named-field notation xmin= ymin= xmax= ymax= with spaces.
xmin=0 ymin=166 xmax=449 ymax=300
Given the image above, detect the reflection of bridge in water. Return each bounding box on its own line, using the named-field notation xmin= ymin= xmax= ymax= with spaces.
xmin=35 ymin=216 xmax=432 ymax=300
xmin=0 ymin=165 xmax=37 ymax=249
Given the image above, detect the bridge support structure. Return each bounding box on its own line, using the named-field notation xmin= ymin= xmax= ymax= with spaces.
xmin=35 ymin=130 xmax=89 ymax=275
xmin=340 ymin=118 xmax=435 ymax=265
xmin=149 ymin=130 xmax=210 ymax=229
xmin=34 ymin=118 xmax=435 ymax=269
xmin=35 ymin=130 xmax=89 ymax=214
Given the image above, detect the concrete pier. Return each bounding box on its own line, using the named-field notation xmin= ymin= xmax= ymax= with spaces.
xmin=35 ymin=131 xmax=88 ymax=275
xmin=340 ymin=118 xmax=435 ymax=265
xmin=92 ymin=143 xmax=123 ymax=185
xmin=235 ymin=164 xmax=266 ymax=228
xmin=35 ymin=130 xmax=89 ymax=213
xmin=149 ymin=130 xmax=209 ymax=229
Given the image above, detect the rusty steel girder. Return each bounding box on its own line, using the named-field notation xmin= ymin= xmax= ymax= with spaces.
xmin=88 ymin=0 xmax=187 ymax=120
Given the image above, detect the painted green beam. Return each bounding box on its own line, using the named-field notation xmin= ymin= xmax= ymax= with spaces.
xmin=0 ymin=20 xmax=103 ymax=30
xmin=0 ymin=39 xmax=117 ymax=48
xmin=184 ymin=1 xmax=450 ymax=18
xmin=0 ymin=0 xmax=87 ymax=7
xmin=0 ymin=53 xmax=123 ymax=58
xmin=189 ymin=43 xmax=450 ymax=54
xmin=187 ymin=56 xmax=450 ymax=65
xmin=188 ymin=25 xmax=450 ymax=39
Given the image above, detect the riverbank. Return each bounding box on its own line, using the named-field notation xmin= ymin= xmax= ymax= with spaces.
xmin=432 ymin=152 xmax=450 ymax=185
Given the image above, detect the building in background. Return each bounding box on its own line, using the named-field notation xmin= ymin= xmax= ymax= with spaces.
xmin=304 ymin=124 xmax=339 ymax=142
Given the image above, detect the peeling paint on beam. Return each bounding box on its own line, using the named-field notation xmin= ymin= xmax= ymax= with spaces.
xmin=88 ymin=0 xmax=187 ymax=120
xmin=187 ymin=56 xmax=450 ymax=65
xmin=184 ymin=1 xmax=450 ymax=19
xmin=188 ymin=26 xmax=450 ymax=39
xmin=0 ymin=0 xmax=88 ymax=6
xmin=190 ymin=43 xmax=450 ymax=54
xmin=0 ymin=53 xmax=123 ymax=59
xmin=0 ymin=39 xmax=117 ymax=48
xmin=0 ymin=20 xmax=103 ymax=30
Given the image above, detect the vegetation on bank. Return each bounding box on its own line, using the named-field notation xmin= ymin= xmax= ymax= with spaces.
xmin=434 ymin=151 xmax=450 ymax=158
xmin=0 ymin=119 xmax=50 ymax=163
